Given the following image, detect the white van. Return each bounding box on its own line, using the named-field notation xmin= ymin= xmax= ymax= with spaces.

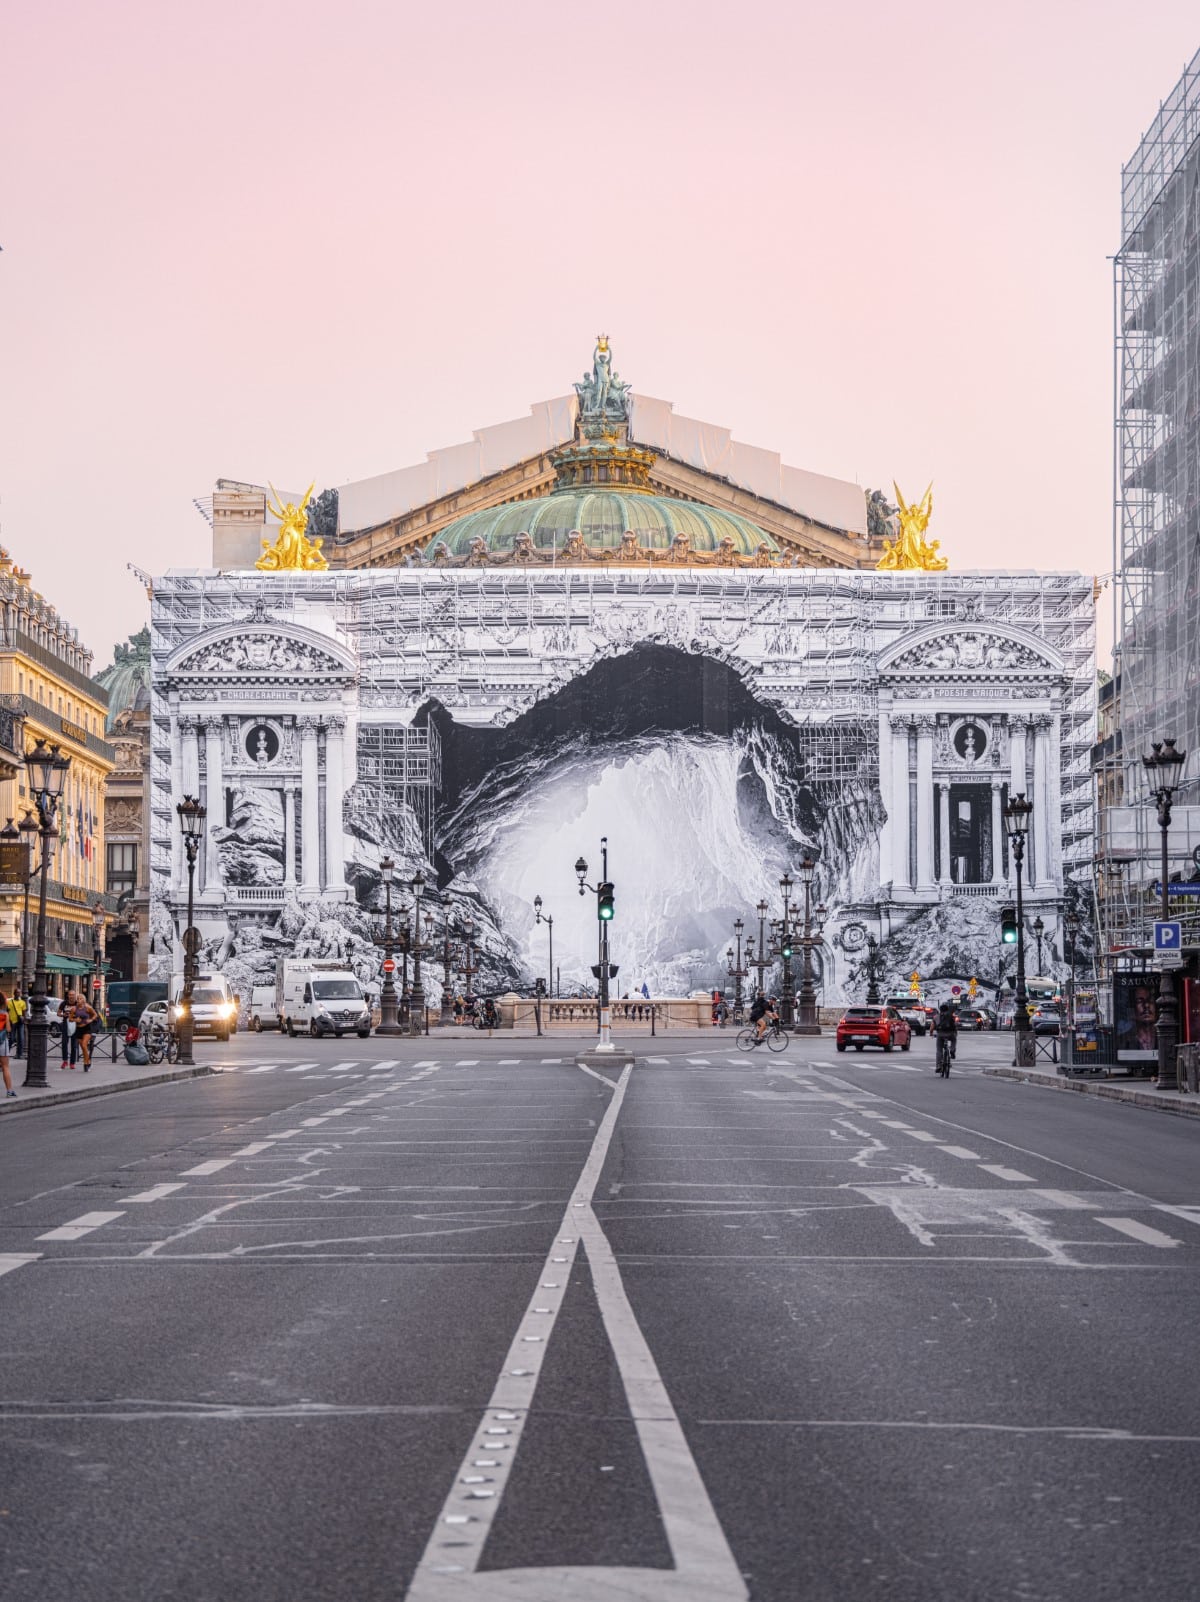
xmin=276 ymin=960 xmax=371 ymax=1038
xmin=247 ymin=985 xmax=280 ymax=1032
xmin=170 ymin=972 xmax=239 ymax=1042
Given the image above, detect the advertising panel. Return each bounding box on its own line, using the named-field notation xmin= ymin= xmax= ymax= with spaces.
xmin=1113 ymin=972 xmax=1160 ymax=1063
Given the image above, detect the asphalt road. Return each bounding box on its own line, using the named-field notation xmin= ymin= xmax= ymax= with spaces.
xmin=1 ymin=1026 xmax=1198 ymax=1602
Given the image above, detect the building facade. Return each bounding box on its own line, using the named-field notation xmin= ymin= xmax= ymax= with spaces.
xmin=95 ymin=628 xmax=152 ymax=981
xmin=0 ymin=549 xmax=115 ymax=994
xmin=155 ymin=347 xmax=1095 ymax=1005
xmin=1100 ymin=47 xmax=1200 ymax=969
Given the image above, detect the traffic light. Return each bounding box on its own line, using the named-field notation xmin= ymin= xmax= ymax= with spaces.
xmin=597 ymin=882 xmax=615 ymax=921
xmin=1000 ymin=904 xmax=1017 ymax=944
xmin=781 ymin=933 xmax=793 ymax=958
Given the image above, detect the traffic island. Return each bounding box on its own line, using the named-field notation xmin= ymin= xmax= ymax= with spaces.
xmin=575 ymin=1046 xmax=635 ymax=1071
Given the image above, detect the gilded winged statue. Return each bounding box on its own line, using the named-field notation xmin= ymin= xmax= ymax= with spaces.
xmin=256 ymin=483 xmax=329 ymax=572
xmin=875 ymin=482 xmax=948 ymax=571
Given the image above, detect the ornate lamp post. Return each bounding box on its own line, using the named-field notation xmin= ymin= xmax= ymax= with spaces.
xmin=23 ymin=742 xmax=71 ymax=1090
xmin=175 ymin=794 xmax=206 ymax=1067
xmin=726 ymin=917 xmax=746 ymax=1013
xmin=459 ymin=916 xmax=477 ymax=1007
xmin=576 ymin=841 xmax=615 ymax=1053
xmin=778 ymin=871 xmax=795 ymax=1026
xmin=1032 ymin=915 xmax=1045 ymax=975
xmin=1063 ymin=911 xmax=1080 ymax=1065
xmin=748 ymin=899 xmax=771 ymax=999
xmin=534 ymin=894 xmax=556 ymax=998
xmin=1004 ymin=792 xmax=1035 ymax=1068
xmin=794 ymin=857 xmax=821 ymax=1035
xmin=864 ymin=934 xmax=882 ymax=1005
xmin=18 ymin=808 xmax=39 ymax=998
xmin=409 ymin=871 xmax=427 ymax=1037
xmin=375 ymin=856 xmax=402 ymax=1035
xmin=397 ymin=902 xmax=411 ymax=1024
xmin=439 ymin=907 xmax=456 ymax=1026
xmin=92 ymin=899 xmax=106 ymax=1019
xmin=1144 ymin=736 xmax=1187 ymax=1090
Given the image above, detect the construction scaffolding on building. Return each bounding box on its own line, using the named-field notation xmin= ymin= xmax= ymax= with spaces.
xmin=1098 ymin=46 xmax=1200 ymax=969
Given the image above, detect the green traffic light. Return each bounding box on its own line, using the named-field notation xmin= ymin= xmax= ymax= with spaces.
xmin=599 ymin=905 xmax=614 ymax=920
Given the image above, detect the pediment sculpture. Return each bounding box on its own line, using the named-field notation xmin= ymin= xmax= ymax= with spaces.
xmin=888 ymin=632 xmax=1049 ymax=675
xmin=176 ymin=632 xmax=350 ymax=678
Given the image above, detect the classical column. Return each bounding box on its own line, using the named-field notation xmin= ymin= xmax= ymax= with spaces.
xmin=300 ymin=717 xmax=320 ymax=891
xmin=1032 ymin=715 xmax=1050 ymax=889
xmin=324 ymin=716 xmax=346 ymax=894
xmin=283 ymin=786 xmax=297 ymax=888
xmin=1008 ymin=714 xmax=1028 ymax=804
xmin=990 ymin=780 xmax=1004 ymax=882
xmin=915 ymin=716 xmax=936 ymax=892
xmin=877 ymin=709 xmax=893 ymax=889
xmin=1046 ymin=712 xmax=1063 ymax=884
xmin=203 ymin=717 xmax=224 ymax=891
xmin=177 ymin=715 xmax=199 ymax=895
xmin=937 ymin=782 xmax=952 ymax=885
xmin=890 ymin=716 xmax=911 ymax=889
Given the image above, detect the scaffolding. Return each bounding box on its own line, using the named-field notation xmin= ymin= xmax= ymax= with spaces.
xmin=355 ymin=721 xmax=442 ymax=861
xmin=1099 ymin=48 xmax=1200 ymax=967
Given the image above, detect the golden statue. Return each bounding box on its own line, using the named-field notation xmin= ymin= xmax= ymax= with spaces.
xmin=256 ymin=483 xmax=329 ymax=572
xmin=875 ymin=482 xmax=948 ymax=572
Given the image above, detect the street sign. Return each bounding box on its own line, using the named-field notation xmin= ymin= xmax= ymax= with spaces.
xmin=382 ymin=958 xmax=396 ymax=974
xmin=182 ymin=926 xmax=202 ymax=956
xmin=1154 ymin=920 xmax=1182 ymax=953
xmin=951 ymin=985 xmax=961 ymax=995
xmin=1152 ymin=881 xmax=1200 ymax=896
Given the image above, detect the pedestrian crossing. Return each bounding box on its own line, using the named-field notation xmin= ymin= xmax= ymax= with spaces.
xmin=209 ymin=1051 xmax=977 ymax=1077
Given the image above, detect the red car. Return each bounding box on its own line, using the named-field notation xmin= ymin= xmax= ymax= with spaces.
xmin=836 ymin=1005 xmax=913 ymax=1053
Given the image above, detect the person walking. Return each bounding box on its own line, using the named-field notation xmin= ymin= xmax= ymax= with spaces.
xmin=8 ymin=988 xmax=26 ymax=1059
xmin=73 ymin=990 xmax=99 ymax=1071
xmin=0 ymin=989 xmax=14 ymax=1097
xmin=61 ymin=990 xmax=77 ymax=1069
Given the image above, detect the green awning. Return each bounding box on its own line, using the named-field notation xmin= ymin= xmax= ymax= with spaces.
xmin=0 ymin=949 xmax=96 ymax=975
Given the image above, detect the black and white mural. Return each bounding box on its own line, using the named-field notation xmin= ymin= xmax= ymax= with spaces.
xmin=150 ymin=568 xmax=1095 ymax=1004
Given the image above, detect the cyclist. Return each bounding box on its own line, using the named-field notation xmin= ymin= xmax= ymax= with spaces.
xmin=751 ymin=992 xmax=778 ymax=1043
xmin=934 ymin=1001 xmax=957 ymax=1075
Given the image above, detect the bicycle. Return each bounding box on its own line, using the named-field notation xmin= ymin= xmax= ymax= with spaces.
xmin=935 ymin=1035 xmax=952 ymax=1077
xmin=144 ymin=1021 xmax=180 ymax=1066
xmin=736 ymin=1021 xmax=790 ymax=1053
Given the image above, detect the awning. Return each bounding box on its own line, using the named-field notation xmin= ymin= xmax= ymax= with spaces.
xmin=0 ymin=949 xmax=96 ymax=976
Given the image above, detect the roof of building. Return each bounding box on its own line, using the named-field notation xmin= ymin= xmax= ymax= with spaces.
xmin=95 ymin=627 xmax=150 ymax=730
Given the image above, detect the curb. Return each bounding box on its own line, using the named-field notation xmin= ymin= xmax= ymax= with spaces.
xmin=0 ymin=1065 xmax=216 ymax=1117
xmin=984 ymin=1065 xmax=1200 ymax=1119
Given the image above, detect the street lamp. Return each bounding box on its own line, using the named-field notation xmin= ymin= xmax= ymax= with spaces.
xmin=534 ymin=894 xmax=556 ymax=998
xmin=92 ymin=899 xmax=106 ymax=1019
xmin=726 ymin=916 xmax=746 ymax=1014
xmin=778 ymin=871 xmax=795 ymax=1026
xmin=438 ymin=906 xmax=456 ymax=1026
xmin=375 ymin=856 xmax=402 ymax=1035
xmin=1063 ymin=911 xmax=1080 ymax=1065
xmin=18 ymin=808 xmax=38 ymax=999
xmin=1032 ymin=915 xmax=1045 ymax=975
xmin=794 ymin=857 xmax=821 ymax=1035
xmin=1144 ymin=735 xmax=1187 ymax=1090
xmin=576 ymin=841 xmax=616 ymax=1052
xmin=23 ymin=742 xmax=70 ymax=1089
xmin=1004 ymin=791 xmax=1034 ymax=1067
xmin=175 ymin=794 xmax=206 ymax=1067
xmin=459 ymin=916 xmax=478 ymax=1005
xmin=409 ymin=871 xmax=427 ymax=1037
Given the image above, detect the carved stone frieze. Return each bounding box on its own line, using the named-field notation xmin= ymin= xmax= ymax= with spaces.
xmin=887 ymin=632 xmax=1051 ymax=676
xmin=175 ymin=632 xmax=352 ymax=679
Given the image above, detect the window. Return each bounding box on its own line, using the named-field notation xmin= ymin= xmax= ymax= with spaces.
xmin=107 ymin=843 xmax=137 ymax=899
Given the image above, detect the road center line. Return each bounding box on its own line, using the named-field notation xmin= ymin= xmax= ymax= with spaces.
xmin=180 ymin=1160 xmax=234 ymax=1177
xmin=125 ymin=1183 xmax=187 ymax=1203
xmin=38 ymin=1211 xmax=125 ymax=1242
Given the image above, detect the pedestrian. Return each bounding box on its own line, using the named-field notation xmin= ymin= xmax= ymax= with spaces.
xmin=61 ymin=989 xmax=77 ymax=1069
xmin=453 ymin=993 xmax=464 ymax=1024
xmin=73 ymin=990 xmax=99 ymax=1070
xmin=8 ymin=988 xmax=26 ymax=1058
xmin=0 ymin=989 xmax=14 ymax=1097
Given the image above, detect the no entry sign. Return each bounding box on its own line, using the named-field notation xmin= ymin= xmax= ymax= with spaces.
xmin=383 ymin=958 xmax=396 ymax=974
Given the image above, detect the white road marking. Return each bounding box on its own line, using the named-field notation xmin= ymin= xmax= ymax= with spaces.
xmin=0 ymin=1254 xmax=40 ymax=1279
xmin=456 ymin=1059 xmax=480 ymax=1066
xmin=1097 ymin=1217 xmax=1182 ymax=1249
xmin=1035 ymin=1189 xmax=1099 ymax=1210
xmin=1156 ymin=1204 xmax=1200 ymax=1227
xmin=284 ymin=1063 xmax=317 ymax=1073
xmin=245 ymin=1066 xmax=278 ymax=1073
xmin=405 ymin=1063 xmax=746 ymax=1601
xmin=577 ymin=1063 xmax=617 ymax=1088
xmin=125 ymin=1183 xmax=187 ymax=1203
xmin=539 ymin=1057 xmax=563 ymax=1064
xmin=498 ymin=1059 xmax=521 ymax=1065
xmin=38 ymin=1210 xmax=125 ymax=1242
xmin=978 ymin=1164 xmax=1036 ymax=1183
xmin=906 ymin=1131 xmax=939 ymax=1143
xmin=232 ymin=1142 xmax=274 ymax=1157
xmin=645 ymin=1056 xmax=670 ymax=1064
xmin=939 ymin=1146 xmax=982 ymax=1159
xmin=265 ymin=1129 xmax=303 ymax=1139
xmin=180 ymin=1159 xmax=234 ymax=1176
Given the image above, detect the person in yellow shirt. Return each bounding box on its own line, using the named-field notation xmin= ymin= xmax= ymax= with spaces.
xmin=7 ymin=990 xmax=26 ymax=1060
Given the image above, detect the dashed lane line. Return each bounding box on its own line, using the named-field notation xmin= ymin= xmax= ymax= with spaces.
xmin=978 ymin=1164 xmax=1037 ymax=1184
xmin=1037 ymin=1189 xmax=1099 ymax=1210
xmin=1097 ymin=1217 xmax=1182 ymax=1249
xmin=0 ymin=1254 xmax=40 ymax=1279
xmin=38 ymin=1211 xmax=125 ymax=1242
xmin=125 ymin=1183 xmax=187 ymax=1203
xmin=232 ymin=1142 xmax=275 ymax=1157
xmin=939 ymin=1146 xmax=982 ymax=1160
xmin=181 ymin=1159 xmax=234 ymax=1177
xmin=1156 ymin=1204 xmax=1200 ymax=1228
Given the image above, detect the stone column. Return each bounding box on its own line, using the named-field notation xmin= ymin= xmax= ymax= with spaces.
xmin=203 ymin=717 xmax=224 ymax=891
xmin=168 ymin=710 xmax=183 ymax=891
xmin=1046 ymin=712 xmax=1063 ymax=884
xmin=877 ymin=709 xmax=893 ymax=890
xmin=915 ymin=717 xmax=936 ymax=892
xmin=324 ymin=716 xmax=346 ymax=895
xmin=1008 ymin=714 xmax=1028 ymax=804
xmin=937 ymin=782 xmax=952 ymax=885
xmin=890 ymin=716 xmax=911 ymax=889
xmin=990 ymin=780 xmax=1005 ymax=882
xmin=1032 ymin=715 xmax=1050 ymax=889
xmin=300 ymin=717 xmax=320 ymax=891
xmin=283 ymin=786 xmax=297 ymax=888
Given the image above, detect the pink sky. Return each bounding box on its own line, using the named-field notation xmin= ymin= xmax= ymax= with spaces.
xmin=2 ymin=1 xmax=1197 ymax=668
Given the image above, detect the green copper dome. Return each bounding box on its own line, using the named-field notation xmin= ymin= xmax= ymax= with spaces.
xmin=425 ymin=488 xmax=780 ymax=563
xmin=95 ymin=626 xmax=150 ymax=730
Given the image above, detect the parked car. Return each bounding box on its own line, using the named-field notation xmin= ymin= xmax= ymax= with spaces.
xmin=885 ymin=997 xmax=929 ymax=1034
xmin=106 ymin=980 xmax=168 ymax=1035
xmin=137 ymin=999 xmax=171 ymax=1038
xmin=836 ymin=1005 xmax=912 ymax=1053
xmin=957 ymin=1007 xmax=993 ymax=1031
xmin=1030 ymin=1004 xmax=1063 ymax=1035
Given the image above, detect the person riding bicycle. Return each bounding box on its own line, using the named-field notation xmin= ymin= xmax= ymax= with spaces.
xmin=934 ymin=1001 xmax=958 ymax=1068
xmin=751 ymin=992 xmax=778 ymax=1042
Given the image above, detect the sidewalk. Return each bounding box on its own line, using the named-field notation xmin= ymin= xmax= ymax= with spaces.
xmin=0 ymin=1051 xmax=214 ymax=1117
xmin=984 ymin=1062 xmax=1200 ymax=1119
